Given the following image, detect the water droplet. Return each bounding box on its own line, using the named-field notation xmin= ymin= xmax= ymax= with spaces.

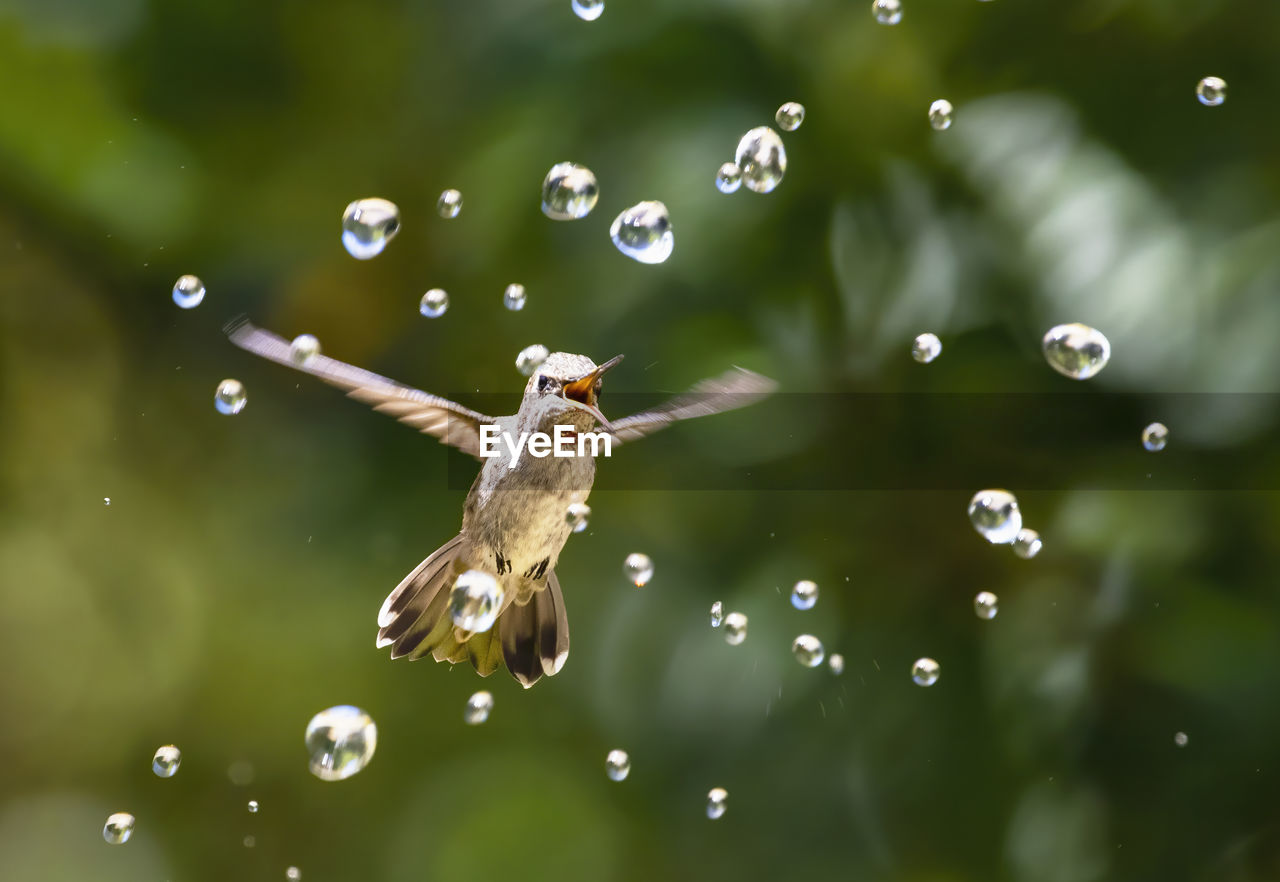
xmin=871 ymin=0 xmax=902 ymax=25
xmin=305 ymin=705 xmax=377 ymax=781
xmin=605 ymin=749 xmax=630 ymax=781
xmin=715 ymin=162 xmax=742 ymax=194
xmin=928 ymin=99 xmax=953 ymax=131
xmin=1042 ymin=323 xmax=1111 ymax=380
xmin=503 ymin=283 xmax=527 ymax=311
xmin=790 ymin=580 xmax=818 ymax=610
xmin=289 ymin=334 xmax=320 ymax=365
xmin=1142 ymin=422 xmax=1168 ymax=452
xmin=341 ymin=198 xmax=400 ymax=259
xmin=734 ymin=127 xmax=787 ymax=194
xmin=286 ymin=868 xmax=302 ymax=881
xmin=912 ymin=657 xmax=940 ymax=687
xmin=436 ymin=188 xmax=463 ymax=218
xmin=610 ymin=201 xmax=674 ymax=264
xmin=215 ymin=379 xmax=247 ymax=415
xmin=974 ymin=591 xmax=999 ymax=620
xmin=723 ymin=612 xmax=748 ymax=645
xmin=572 ymin=0 xmax=604 ymax=21
xmin=710 ymin=601 xmax=724 ymax=628
xmin=968 ymin=489 xmax=1022 ymax=544
xmin=775 ymin=101 xmax=805 ymax=131
xmin=1174 ymin=731 xmax=1189 ymax=747
xmin=624 ymin=552 xmax=653 ymax=587
xmin=243 ymin=835 xmax=256 ymax=848
xmin=541 ymin=162 xmax=599 ymax=220
xmin=566 ymin=502 xmax=591 ymax=533
xmin=828 ymin=653 xmax=845 ymax=675
xmin=172 ymin=274 xmax=206 ymax=309
xmin=103 ymin=497 xmax=111 ymax=506
xmin=516 ymin=344 xmax=550 ymax=376
xmin=151 ymin=745 xmax=181 ymax=778
xmin=791 ymin=634 xmax=825 ymax=667
xmin=911 ymin=332 xmax=942 ymax=363
xmin=464 ymin=691 xmax=494 ymax=725
xmin=103 ymin=812 xmax=135 ymax=844
xmin=706 ymin=788 xmax=728 ymax=820
xmin=248 ymin=800 xmax=260 ymax=813
xmin=1196 ymin=76 xmax=1226 ymax=107
xmin=1012 ymin=528 xmax=1042 ymax=559
xmin=449 ymin=570 xmax=505 ymax=633
xmin=419 ymin=289 xmax=450 ymax=318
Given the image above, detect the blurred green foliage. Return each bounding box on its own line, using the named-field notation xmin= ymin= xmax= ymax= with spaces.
xmin=2 ymin=0 xmax=1280 ymax=880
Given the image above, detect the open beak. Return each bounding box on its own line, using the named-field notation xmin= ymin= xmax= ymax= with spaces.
xmin=561 ymin=354 xmax=623 ymax=432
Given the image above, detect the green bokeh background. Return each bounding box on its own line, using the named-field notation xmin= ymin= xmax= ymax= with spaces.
xmin=2 ymin=0 xmax=1280 ymax=880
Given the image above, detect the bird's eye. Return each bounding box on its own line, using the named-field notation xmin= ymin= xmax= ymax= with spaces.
xmin=537 ymin=374 xmax=553 ymax=392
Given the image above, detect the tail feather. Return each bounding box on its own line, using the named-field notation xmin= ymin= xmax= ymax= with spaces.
xmin=500 ymin=571 xmax=570 ymax=688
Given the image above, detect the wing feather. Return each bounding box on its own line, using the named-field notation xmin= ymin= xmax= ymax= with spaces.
xmin=607 ymin=367 xmax=777 ymax=445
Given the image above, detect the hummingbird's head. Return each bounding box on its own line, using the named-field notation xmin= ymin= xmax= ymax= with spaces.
xmin=523 ymin=352 xmax=624 ymax=432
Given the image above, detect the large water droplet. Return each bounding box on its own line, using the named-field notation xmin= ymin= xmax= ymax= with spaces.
xmin=341 ymin=198 xmax=400 ymax=259
xmin=974 ymin=591 xmax=998 ymax=620
xmin=735 ymin=127 xmax=787 ymax=194
xmin=871 ymin=0 xmax=902 ymax=25
xmin=289 ymin=334 xmax=320 ymax=365
xmin=928 ymin=99 xmax=954 ymax=131
xmin=791 ymin=634 xmax=825 ymax=667
xmin=1142 ymin=422 xmax=1168 ymax=452
xmin=503 ymin=283 xmax=527 ymax=311
xmin=605 ymin=749 xmax=630 ymax=781
xmin=1013 ymin=528 xmax=1042 ymax=559
xmin=1196 ymin=76 xmax=1226 ymax=107
xmin=775 ymin=101 xmax=805 ymax=131
xmin=828 ymin=653 xmax=845 ymax=675
xmin=624 ymin=552 xmax=653 ymax=587
xmin=723 ymin=612 xmax=748 ymax=645
xmin=968 ymin=489 xmax=1022 ymax=544
xmin=516 ymin=344 xmax=550 ymax=376
xmin=706 ymin=788 xmax=729 ymax=819
xmin=566 ymin=502 xmax=591 ymax=533
xmin=1042 ymin=323 xmax=1111 ymax=380
xmin=449 ymin=570 xmax=505 ymax=633
xmin=305 ymin=705 xmax=377 ymax=781
xmin=541 ymin=162 xmax=599 ymax=220
xmin=790 ymin=580 xmax=818 ymax=610
xmin=464 ymin=691 xmax=494 ymax=725
xmin=715 ymin=162 xmax=742 ymax=194
xmin=152 ymin=745 xmax=181 ymax=778
xmin=436 ymin=189 xmax=462 ymax=219
xmin=215 ymin=379 xmax=247 ymax=415
xmin=172 ymin=274 xmax=205 ymax=309
xmin=103 ymin=812 xmax=135 ymax=844
xmin=912 ymin=657 xmax=940 ymax=686
xmin=572 ymin=0 xmax=604 ymax=21
xmin=419 ymin=289 xmax=449 ymax=318
xmin=610 ymin=201 xmax=674 ymax=264
xmin=710 ymin=601 xmax=724 ymax=628
xmin=912 ymin=332 xmax=942 ymax=363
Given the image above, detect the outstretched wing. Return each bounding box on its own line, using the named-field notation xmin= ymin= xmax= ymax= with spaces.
xmin=607 ymin=367 xmax=777 ymax=445
xmin=225 ymin=318 xmax=495 ymax=458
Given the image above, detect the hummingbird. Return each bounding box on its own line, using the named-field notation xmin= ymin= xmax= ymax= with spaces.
xmin=225 ymin=320 xmax=775 ymax=687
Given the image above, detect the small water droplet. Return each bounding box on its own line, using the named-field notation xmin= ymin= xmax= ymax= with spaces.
xmin=871 ymin=0 xmax=902 ymax=25
xmin=248 ymin=800 xmax=260 ymax=813
xmin=715 ymin=162 xmax=742 ymax=194
xmin=516 ymin=344 xmax=550 ymax=376
xmin=605 ymin=749 xmax=630 ymax=781
xmin=104 ymin=497 xmax=111 ymax=506
xmin=610 ymin=201 xmax=674 ymax=264
xmin=775 ymin=101 xmax=805 ymax=131
xmin=572 ymin=0 xmax=604 ymax=21
xmin=974 ymin=591 xmax=999 ymax=620
xmin=464 ymin=691 xmax=494 ymax=725
xmin=436 ymin=189 xmax=463 ymax=218
xmin=566 ymin=502 xmax=591 ymax=533
xmin=1042 ymin=323 xmax=1111 ymax=380
xmin=912 ymin=657 xmax=940 ymax=686
xmin=1174 ymin=731 xmax=1189 ymax=747
xmin=152 ymin=745 xmax=181 ymax=778
xmin=1013 ymin=528 xmax=1042 ymax=559
xmin=828 ymin=653 xmax=845 ymax=675
xmin=624 ymin=552 xmax=653 ymax=587
xmin=419 ymin=289 xmax=450 ymax=318
xmin=706 ymin=787 xmax=728 ymax=819
xmin=928 ymin=99 xmax=954 ymax=131
xmin=286 ymin=868 xmax=302 ymax=881
xmin=1196 ymin=76 xmax=1226 ymax=107
xmin=723 ymin=612 xmax=748 ymax=645
xmin=243 ymin=835 xmax=256 ymax=848
xmin=504 ymin=283 xmax=527 ymax=311
xmin=790 ymin=580 xmax=818 ymax=610
xmin=735 ymin=127 xmax=787 ymax=194
xmin=215 ymin=379 xmax=247 ymax=415
xmin=1142 ymin=422 xmax=1168 ymax=452
xmin=305 ymin=705 xmax=377 ymax=781
xmin=792 ymin=634 xmax=825 ymax=667
xmin=541 ymin=162 xmax=599 ymax=220
xmin=103 ymin=812 xmax=135 ymax=844
xmin=341 ymin=198 xmax=400 ymax=259
xmin=172 ymin=274 xmax=206 ymax=309
xmin=449 ymin=570 xmax=505 ymax=633
xmin=968 ymin=489 xmax=1022 ymax=544
xmin=911 ymin=332 xmax=941 ymax=363
xmin=289 ymin=334 xmax=320 ymax=365
xmin=710 ymin=601 xmax=724 ymax=628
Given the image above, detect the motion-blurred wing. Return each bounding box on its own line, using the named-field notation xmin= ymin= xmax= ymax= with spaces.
xmin=607 ymin=367 xmax=777 ymax=445
xmin=225 ymin=318 xmax=494 ymax=458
